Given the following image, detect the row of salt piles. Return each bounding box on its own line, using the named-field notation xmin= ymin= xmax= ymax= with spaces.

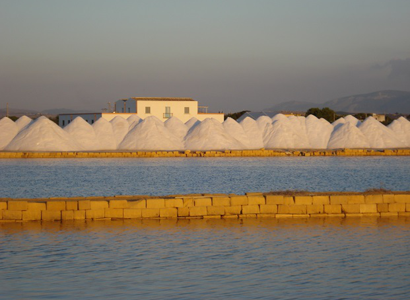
xmin=0 ymin=113 xmax=409 ymax=151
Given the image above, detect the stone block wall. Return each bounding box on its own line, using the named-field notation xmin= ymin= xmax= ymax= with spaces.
xmin=1 ymin=192 xmax=410 ymax=222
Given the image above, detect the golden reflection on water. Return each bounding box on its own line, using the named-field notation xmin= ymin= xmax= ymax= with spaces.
xmin=2 ymin=217 xmax=410 ymax=234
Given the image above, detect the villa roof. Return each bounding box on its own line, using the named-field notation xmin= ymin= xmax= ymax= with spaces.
xmin=129 ymin=97 xmax=195 ymax=102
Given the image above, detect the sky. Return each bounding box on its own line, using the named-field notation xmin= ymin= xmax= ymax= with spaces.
xmin=1 ymin=0 xmax=409 ymax=113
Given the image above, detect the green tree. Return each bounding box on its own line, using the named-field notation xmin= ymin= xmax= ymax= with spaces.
xmin=305 ymin=107 xmax=336 ymax=122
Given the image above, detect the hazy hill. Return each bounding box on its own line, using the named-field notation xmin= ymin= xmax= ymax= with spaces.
xmin=265 ymin=90 xmax=410 ymax=114
xmin=0 ymin=107 xmax=94 ymax=117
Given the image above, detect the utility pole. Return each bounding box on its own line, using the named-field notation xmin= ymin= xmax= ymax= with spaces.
xmin=6 ymin=103 xmax=9 ymax=117
xmin=108 ymin=102 xmax=112 ymax=113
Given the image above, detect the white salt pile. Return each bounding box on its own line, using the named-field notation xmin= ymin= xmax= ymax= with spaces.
xmin=0 ymin=117 xmax=18 ymax=150
xmin=223 ymin=117 xmax=254 ymax=149
xmin=388 ymin=117 xmax=410 ymax=147
xmin=305 ymin=115 xmax=333 ymax=149
xmin=185 ymin=118 xmax=245 ymax=150
xmin=119 ymin=116 xmax=183 ymax=150
xmin=1 ymin=114 xmax=409 ymax=151
xmin=92 ymin=118 xmax=117 ymax=150
xmin=240 ymin=117 xmax=264 ymax=149
xmin=5 ymin=116 xmax=81 ymax=151
xmin=359 ymin=117 xmax=405 ymax=149
xmin=111 ymin=116 xmax=130 ymax=147
xmin=64 ymin=117 xmax=101 ymax=150
xmin=328 ymin=122 xmax=370 ymax=149
xmin=165 ymin=117 xmax=188 ymax=141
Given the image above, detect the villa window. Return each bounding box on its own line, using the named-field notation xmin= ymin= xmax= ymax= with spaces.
xmin=185 ymin=107 xmax=190 ymax=114
xmin=145 ymin=107 xmax=151 ymax=114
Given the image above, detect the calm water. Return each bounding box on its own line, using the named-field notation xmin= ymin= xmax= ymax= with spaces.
xmin=0 ymin=156 xmax=409 ymax=198
xmin=1 ymin=218 xmax=410 ymax=299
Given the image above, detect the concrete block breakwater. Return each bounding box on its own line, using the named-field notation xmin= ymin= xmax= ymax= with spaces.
xmin=0 ymin=148 xmax=410 ymax=158
xmin=1 ymin=192 xmax=410 ymax=222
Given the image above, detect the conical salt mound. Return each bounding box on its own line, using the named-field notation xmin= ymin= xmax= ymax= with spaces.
xmin=15 ymin=115 xmax=32 ymax=131
xmin=5 ymin=116 xmax=82 ymax=151
xmin=111 ymin=116 xmax=130 ymax=146
xmin=223 ymin=117 xmax=253 ymax=149
xmin=127 ymin=115 xmax=142 ymax=131
xmin=305 ymin=115 xmax=333 ymax=149
xmin=185 ymin=117 xmax=200 ymax=130
xmin=328 ymin=122 xmax=370 ymax=149
xmin=165 ymin=116 xmax=188 ymax=140
xmin=344 ymin=115 xmax=361 ymax=127
xmin=332 ymin=117 xmax=346 ymax=131
xmin=264 ymin=118 xmax=310 ymax=149
xmin=288 ymin=116 xmax=311 ymax=148
xmin=240 ymin=117 xmax=264 ymax=149
xmin=388 ymin=117 xmax=410 ymax=147
xmin=359 ymin=117 xmax=405 ymax=148
xmin=92 ymin=118 xmax=117 ymax=150
xmin=185 ymin=118 xmax=246 ymax=150
xmin=256 ymin=116 xmax=273 ymax=131
xmin=271 ymin=113 xmax=288 ymax=123
xmin=0 ymin=117 xmax=19 ymax=150
xmin=64 ymin=117 xmax=101 ymax=150
xmin=119 ymin=116 xmax=183 ymax=150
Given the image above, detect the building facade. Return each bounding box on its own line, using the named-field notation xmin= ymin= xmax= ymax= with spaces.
xmin=59 ymin=97 xmax=224 ymax=127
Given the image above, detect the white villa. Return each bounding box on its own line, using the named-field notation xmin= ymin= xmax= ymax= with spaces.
xmin=59 ymin=97 xmax=224 ymax=127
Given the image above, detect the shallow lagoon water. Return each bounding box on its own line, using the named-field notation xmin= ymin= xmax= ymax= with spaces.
xmin=0 ymin=156 xmax=409 ymax=198
xmin=1 ymin=218 xmax=410 ymax=299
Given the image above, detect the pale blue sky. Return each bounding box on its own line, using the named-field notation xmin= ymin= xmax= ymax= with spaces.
xmin=1 ymin=0 xmax=409 ymax=112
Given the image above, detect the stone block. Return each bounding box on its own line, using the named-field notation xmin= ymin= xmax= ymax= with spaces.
xmin=395 ymin=194 xmax=410 ymax=203
xmin=275 ymin=214 xmax=293 ymax=218
xmin=86 ymin=209 xmax=105 ymax=219
xmin=212 ymin=197 xmax=230 ymax=206
xmin=324 ymin=204 xmax=342 ymax=214
xmin=79 ymin=200 xmax=91 ymax=210
xmin=146 ymin=199 xmax=165 ymax=209
xmin=360 ymin=204 xmax=378 ymax=213
xmin=207 ymin=206 xmax=225 ymax=216
xmin=398 ymin=212 xmax=410 ymax=217
xmin=0 ymin=202 xmax=7 ymax=210
xmin=259 ymin=205 xmax=277 ymax=214
xmin=307 ymin=204 xmax=323 ymax=214
xmin=142 ymin=208 xmax=160 ymax=218
xmin=265 ymin=195 xmax=284 ymax=205
xmin=129 ymin=200 xmax=146 ymax=209
xmin=310 ymin=213 xmax=327 ymax=218
xmin=194 ymin=198 xmax=212 ymax=207
xmin=230 ymin=196 xmax=248 ymax=206
xmin=62 ymin=211 xmax=74 ymax=220
xmin=222 ymin=215 xmax=238 ymax=219
xmin=364 ymin=195 xmax=383 ymax=204
xmin=73 ymin=210 xmax=86 ymax=220
xmin=377 ymin=203 xmax=389 ymax=213
xmin=242 ymin=205 xmax=260 ymax=214
xmin=124 ymin=209 xmax=142 ymax=218
xmin=278 ymin=205 xmax=306 ymax=214
xmin=66 ymin=201 xmax=78 ymax=210
xmin=23 ymin=210 xmax=41 ymax=221
xmin=42 ymin=211 xmax=61 ymax=221
xmin=247 ymin=196 xmax=265 ymax=205
xmin=105 ymin=208 xmax=124 ymax=218
xmin=8 ymin=201 xmax=28 ymax=211
xmin=342 ymin=204 xmax=360 ymax=214
xmin=160 ymin=208 xmax=177 ymax=218
xmin=27 ymin=203 xmax=46 ymax=211
xmin=389 ymin=203 xmax=406 ymax=212
xmin=203 ymin=215 xmax=221 ymax=219
xmin=292 ymin=214 xmax=310 ymax=218
xmin=345 ymin=213 xmax=364 ymax=217
xmin=239 ymin=214 xmax=257 ymax=218
xmin=190 ymin=206 xmax=207 ymax=217
xmin=294 ymin=196 xmax=312 ymax=205
xmin=182 ymin=198 xmax=194 ymax=207
xmin=383 ymin=194 xmax=395 ymax=203
xmin=283 ymin=196 xmax=294 ymax=205
xmin=165 ymin=199 xmax=183 ymax=208
xmin=224 ymin=206 xmax=242 ymax=215
xmin=90 ymin=201 xmax=109 ymax=210
xmin=407 ymin=204 xmax=410 ymax=212
xmin=330 ymin=195 xmax=364 ymax=205
xmin=109 ymin=200 xmax=129 ymax=209
xmin=326 ymin=213 xmax=345 ymax=217
xmin=177 ymin=207 xmax=190 ymax=217
xmin=312 ymin=196 xmax=329 ymax=205
xmin=3 ymin=210 xmax=22 ymax=220
xmin=47 ymin=201 xmax=66 ymax=211
xmin=257 ymin=214 xmax=276 ymax=218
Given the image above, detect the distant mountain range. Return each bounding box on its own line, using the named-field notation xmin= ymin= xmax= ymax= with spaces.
xmin=264 ymin=90 xmax=410 ymax=114
xmin=0 ymin=108 xmax=94 ymax=117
